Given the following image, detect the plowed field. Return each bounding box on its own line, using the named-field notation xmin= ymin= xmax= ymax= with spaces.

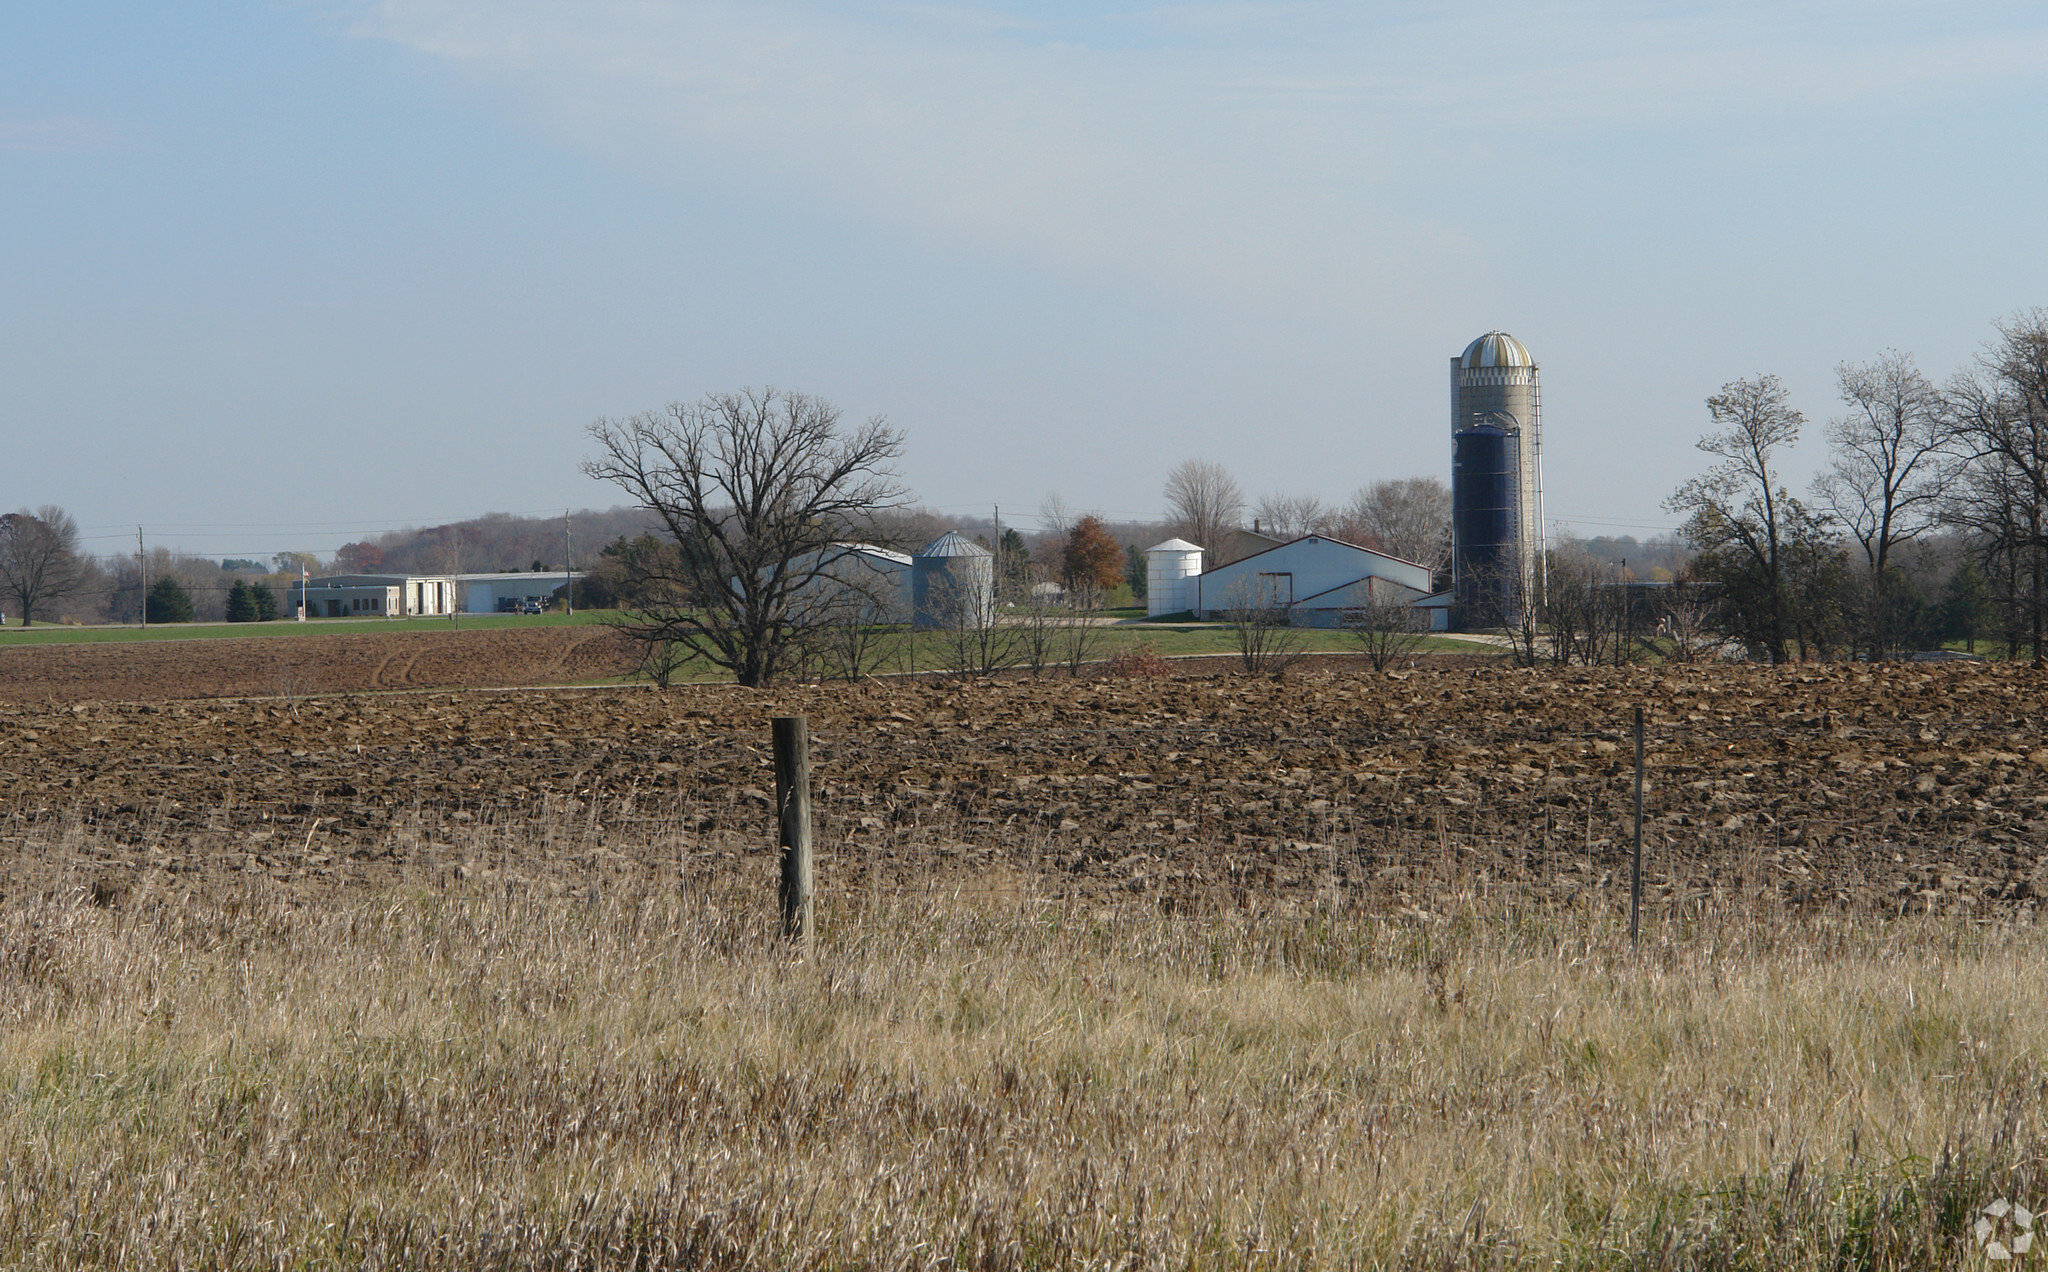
xmin=0 ymin=625 xmax=638 ymax=703
xmin=4 ymin=652 xmax=2046 ymax=916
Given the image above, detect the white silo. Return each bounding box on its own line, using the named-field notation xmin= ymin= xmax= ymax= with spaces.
xmin=1145 ymin=539 xmax=1203 ymax=617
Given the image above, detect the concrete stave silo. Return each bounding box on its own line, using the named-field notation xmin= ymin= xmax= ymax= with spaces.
xmin=1450 ymin=331 xmax=1544 ymax=623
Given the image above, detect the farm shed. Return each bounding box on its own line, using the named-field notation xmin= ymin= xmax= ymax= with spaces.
xmin=288 ymin=574 xmax=459 ymax=618
xmin=1190 ymin=536 xmax=1439 ymax=629
xmin=456 ymin=572 xmax=582 ymax=614
xmin=784 ymin=544 xmax=913 ymax=622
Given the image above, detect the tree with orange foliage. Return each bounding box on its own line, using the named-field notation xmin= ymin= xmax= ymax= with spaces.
xmin=1061 ymin=516 xmax=1124 ymax=599
xmin=333 ymin=541 xmax=386 ymax=573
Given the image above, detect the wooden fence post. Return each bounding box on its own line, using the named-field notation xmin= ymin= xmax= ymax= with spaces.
xmin=1630 ymin=704 xmax=1644 ymax=952
xmin=773 ymin=716 xmax=814 ymax=943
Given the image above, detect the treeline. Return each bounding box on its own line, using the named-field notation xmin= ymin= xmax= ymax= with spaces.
xmin=1660 ymin=309 xmax=2048 ymax=663
xmin=0 ymin=513 xmax=313 ymax=626
xmin=330 ymin=509 xmax=659 ymax=578
xmin=1466 ymin=309 xmax=2047 ymax=665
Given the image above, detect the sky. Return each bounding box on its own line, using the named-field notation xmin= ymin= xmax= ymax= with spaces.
xmin=7 ymin=1 xmax=2048 ymax=562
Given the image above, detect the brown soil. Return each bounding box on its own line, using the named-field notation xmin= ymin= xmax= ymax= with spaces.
xmin=3 ymin=652 xmax=2046 ymax=918
xmin=0 ymin=626 xmax=640 ymax=703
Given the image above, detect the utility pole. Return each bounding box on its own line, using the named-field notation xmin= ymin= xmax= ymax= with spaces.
xmin=993 ymin=505 xmax=1000 ymax=601
xmin=564 ymin=510 xmax=573 ymax=617
xmin=137 ymin=527 xmax=146 ymax=630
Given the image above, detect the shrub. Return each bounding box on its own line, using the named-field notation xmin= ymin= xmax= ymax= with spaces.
xmin=1100 ymin=641 xmax=1171 ymax=678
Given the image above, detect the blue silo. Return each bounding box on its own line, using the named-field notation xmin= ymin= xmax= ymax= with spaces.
xmin=1452 ymin=424 xmax=1521 ymax=619
xmin=1450 ymin=330 xmax=1544 ymax=626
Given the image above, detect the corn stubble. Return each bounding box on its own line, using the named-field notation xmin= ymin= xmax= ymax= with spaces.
xmin=1 ymin=817 xmax=2043 ymax=1270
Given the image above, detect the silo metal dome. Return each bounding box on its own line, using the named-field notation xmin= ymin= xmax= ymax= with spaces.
xmin=1458 ymin=331 xmax=1533 ymax=369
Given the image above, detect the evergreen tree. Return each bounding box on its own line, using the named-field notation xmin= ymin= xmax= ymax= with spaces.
xmin=1125 ymin=543 xmax=1148 ymax=600
xmin=146 ymin=576 xmax=195 ymax=623
xmin=224 ymin=579 xmax=257 ymax=622
xmin=1943 ymin=560 xmax=1992 ymax=653
xmin=251 ymin=580 xmax=279 ymax=621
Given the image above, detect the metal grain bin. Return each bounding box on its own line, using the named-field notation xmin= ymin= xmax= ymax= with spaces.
xmin=911 ymin=531 xmax=994 ymax=629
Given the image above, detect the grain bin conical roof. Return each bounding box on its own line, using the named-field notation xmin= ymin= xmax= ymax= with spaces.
xmin=915 ymin=530 xmax=991 ymax=558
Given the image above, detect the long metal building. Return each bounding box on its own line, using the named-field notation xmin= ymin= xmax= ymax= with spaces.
xmin=1450 ymin=331 xmax=1544 ymax=621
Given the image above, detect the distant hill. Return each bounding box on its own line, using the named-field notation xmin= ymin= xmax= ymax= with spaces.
xmin=345 ymin=509 xmax=661 ymax=576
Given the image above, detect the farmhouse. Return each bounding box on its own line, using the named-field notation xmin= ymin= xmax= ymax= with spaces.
xmin=287 ymin=574 xmax=459 ymax=618
xmin=1150 ymin=535 xmax=1446 ymax=630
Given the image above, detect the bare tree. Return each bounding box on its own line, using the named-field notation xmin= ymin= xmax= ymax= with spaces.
xmin=1337 ymin=478 xmax=1451 ymax=574
xmin=1665 ymin=375 xmax=1807 ymax=664
xmin=1161 ymin=459 xmax=1245 ymax=569
xmin=1222 ymin=577 xmax=1304 ymax=676
xmin=1541 ymin=547 xmax=1652 ymax=666
xmin=0 ymin=506 xmax=86 ymax=626
xmin=1037 ymin=492 xmax=1074 ymax=539
xmin=1057 ymin=583 xmax=1108 ymax=674
xmin=1340 ymin=580 xmax=1428 ymax=671
xmin=1945 ymin=445 xmax=2046 ymax=662
xmin=1251 ymin=492 xmax=1329 ymax=540
xmin=926 ymin=572 xmax=1017 ymax=677
xmin=1815 ymin=351 xmax=1953 ymax=658
xmin=792 ymin=569 xmax=905 ymax=682
xmin=1657 ymin=568 xmax=1728 ymax=663
xmin=1012 ymin=568 xmax=1065 ymax=676
xmin=1945 ymin=311 xmax=2048 ymax=666
xmin=1540 ymin=547 xmax=1605 ymax=666
xmin=582 ymin=387 xmax=907 ymax=688
xmin=1460 ymin=552 xmax=1543 ymax=665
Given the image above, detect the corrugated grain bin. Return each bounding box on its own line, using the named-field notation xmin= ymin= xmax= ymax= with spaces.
xmin=1144 ymin=539 xmax=1203 ymax=617
xmin=911 ymin=531 xmax=994 ymax=629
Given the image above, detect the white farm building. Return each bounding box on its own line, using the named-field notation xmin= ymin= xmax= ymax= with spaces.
xmin=456 ymin=571 xmax=582 ymax=614
xmin=288 ymin=574 xmax=459 ymax=618
xmin=1147 ymin=535 xmax=1447 ymax=630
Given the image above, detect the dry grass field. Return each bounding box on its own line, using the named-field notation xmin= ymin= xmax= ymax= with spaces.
xmin=2 ymin=653 xmax=2047 ymax=1267
xmin=1 ymin=848 xmax=2042 ymax=1269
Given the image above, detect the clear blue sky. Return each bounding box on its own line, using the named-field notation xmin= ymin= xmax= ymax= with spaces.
xmin=8 ymin=2 xmax=2047 ymax=560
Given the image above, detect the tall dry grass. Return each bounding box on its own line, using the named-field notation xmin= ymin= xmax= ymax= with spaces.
xmin=0 ymin=811 xmax=2043 ymax=1269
